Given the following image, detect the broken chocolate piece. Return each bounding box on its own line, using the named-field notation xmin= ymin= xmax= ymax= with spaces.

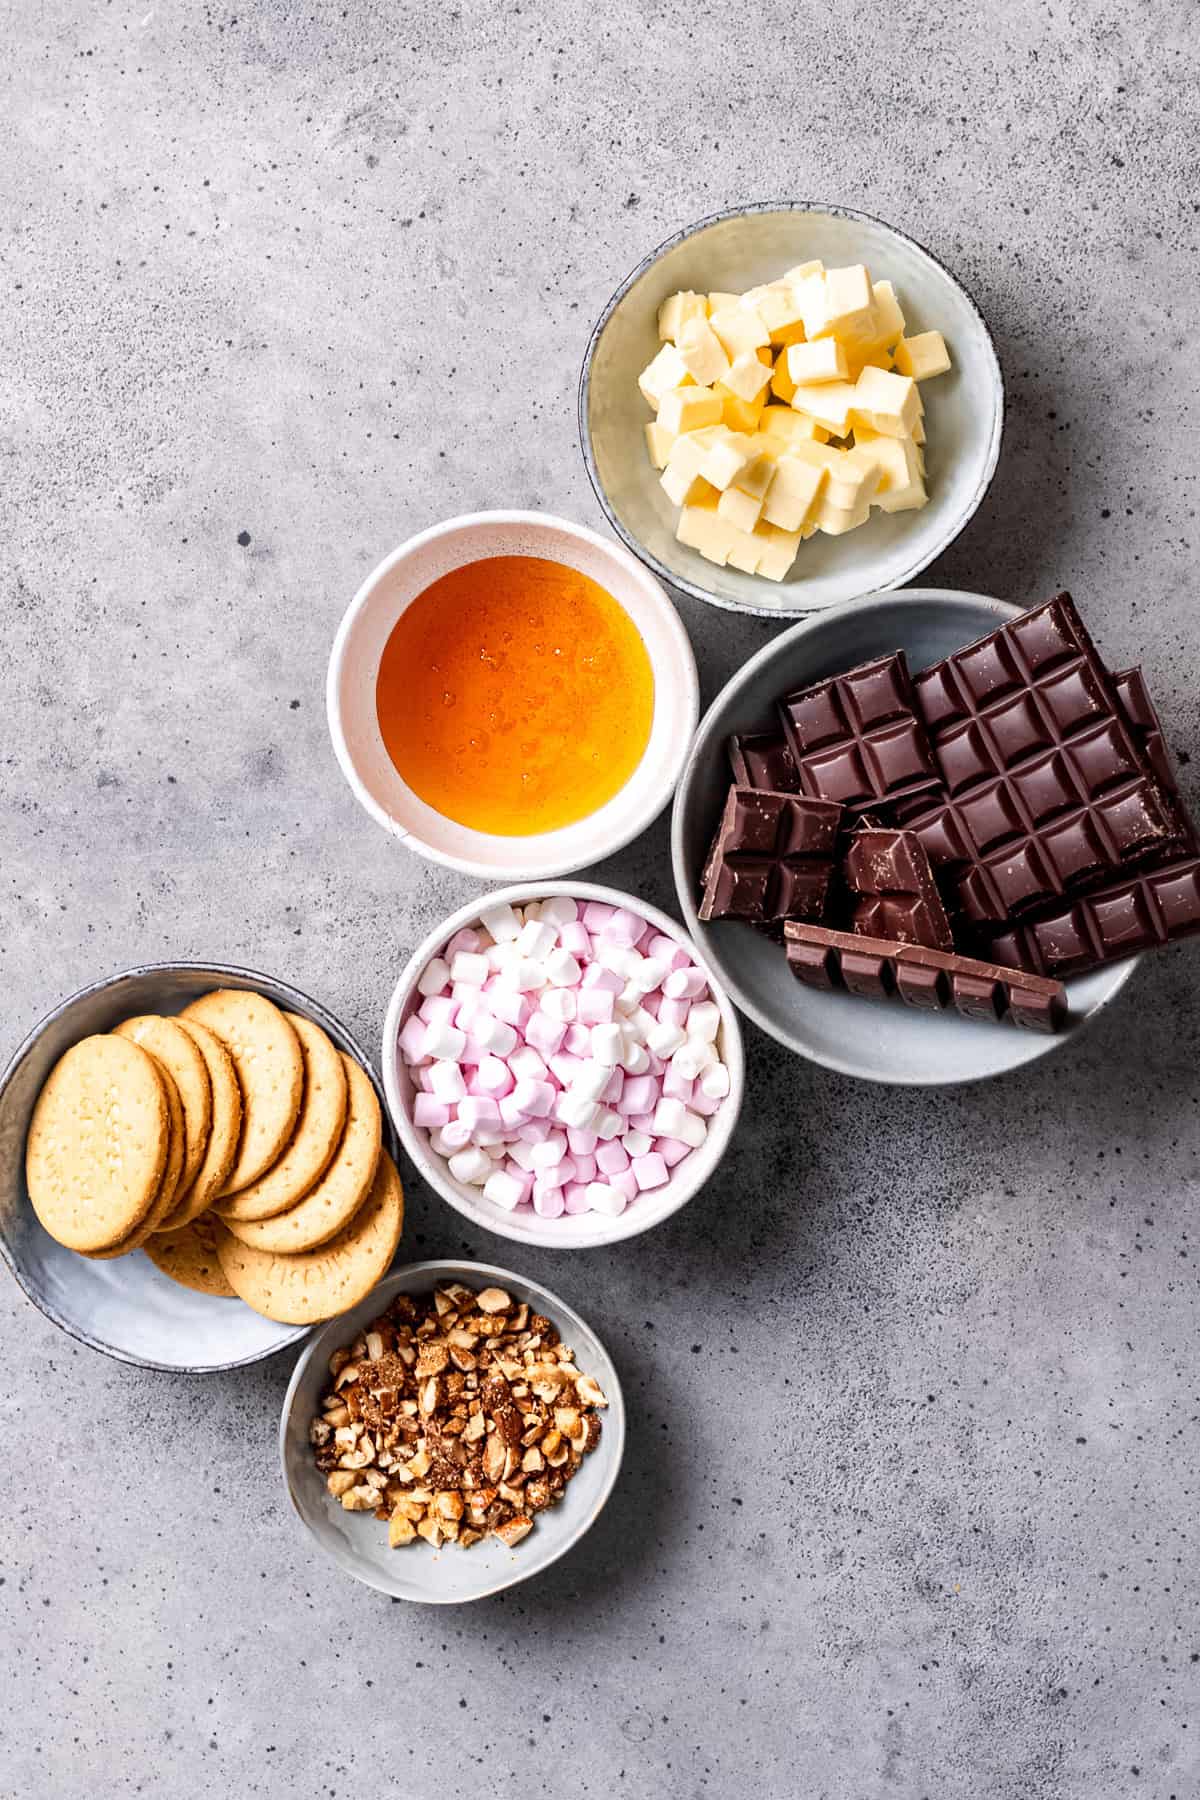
xmin=843 ymin=823 xmax=954 ymax=949
xmin=698 ymin=786 xmax=842 ymax=926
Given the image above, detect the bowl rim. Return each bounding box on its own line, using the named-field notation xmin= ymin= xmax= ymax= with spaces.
xmin=381 ymin=879 xmax=745 ymax=1247
xmin=669 ymin=585 xmax=1141 ymax=1084
xmin=577 ymin=198 xmax=1006 ymax=620
xmin=278 ymin=1258 xmax=627 ymax=1604
xmin=325 ymin=507 xmax=700 ymax=880
xmin=0 ymin=959 xmax=398 ymax=1372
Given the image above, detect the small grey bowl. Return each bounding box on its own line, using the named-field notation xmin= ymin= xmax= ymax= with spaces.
xmin=279 ymin=1260 xmax=625 ymax=1604
xmin=0 ymin=962 xmax=399 ymax=1372
xmin=579 ymin=201 xmax=1004 ymax=619
xmin=671 ymin=589 xmax=1140 ymax=1085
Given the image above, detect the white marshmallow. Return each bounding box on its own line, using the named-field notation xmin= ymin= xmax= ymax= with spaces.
xmin=586 ymin=1181 xmax=627 ymax=1216
xmin=671 ymin=1039 xmax=711 ymax=1081
xmin=594 ymin=1108 xmax=624 ymax=1140
xmin=428 ymin=1061 xmax=467 ymax=1103
xmin=472 ymin=1012 xmax=518 ymax=1057
xmin=517 ymin=918 xmax=558 ymax=961
xmin=423 ymin=1021 xmax=466 ymax=1061
xmin=544 ymin=947 xmax=582 ymax=987
xmin=591 ymin=1022 xmax=624 ymax=1067
xmin=417 ymin=956 xmax=450 ymax=998
xmin=596 ymin=940 xmax=640 ymax=978
xmin=618 ymin=1040 xmax=651 ymax=1076
xmin=507 ymin=1139 xmax=538 ymax=1172
xmin=530 ymin=1131 xmax=568 ymax=1170
xmin=699 ymin=1062 xmax=730 ymax=1100
xmin=450 ymin=951 xmax=489 ymax=987
xmin=540 ymin=986 xmax=577 ymax=1023
xmin=508 ymin=1045 xmax=549 ymax=1082
xmin=676 ymin=1108 xmax=708 ymax=1148
xmin=555 ymin=1091 xmax=601 ymax=1130
xmin=571 ymin=1060 xmax=612 ymax=1103
xmin=538 ymin=896 xmax=579 ymax=927
xmin=509 ymin=959 xmax=548 ymax=993
xmin=647 ymin=1020 xmax=686 ymax=1058
xmin=448 ymin=1146 xmax=492 ymax=1185
xmin=480 ymin=903 xmax=523 ymax=943
xmin=483 ymin=1169 xmax=526 ymax=1210
xmin=622 ymin=1128 xmax=653 ymax=1157
xmin=652 ymin=1096 xmax=688 ymax=1139
xmin=687 ymin=1001 xmax=721 ymax=1043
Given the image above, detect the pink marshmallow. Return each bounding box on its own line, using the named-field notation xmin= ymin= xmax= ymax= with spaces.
xmin=581 ymin=963 xmax=624 ymax=995
xmin=518 ymin=1117 xmax=554 ymax=1145
xmin=562 ymin=1022 xmax=591 ymax=1057
xmin=445 ymin=927 xmax=482 ymax=958
xmin=459 ymin=1096 xmax=501 ymax=1133
xmin=419 ymin=994 xmax=459 ymax=1027
xmin=572 ymin=1152 xmax=597 ymax=1183
xmin=647 ymin=932 xmax=690 ymax=972
xmin=526 ymin=1011 xmax=567 ymax=1057
xmin=548 ymin=1051 xmax=584 ymax=1088
xmin=631 ymin=1151 xmax=669 ymax=1191
xmin=690 ymin=1085 xmax=723 ymax=1116
xmin=558 ymin=921 xmax=592 ymax=960
xmin=610 ymin=1169 xmax=639 ymax=1204
xmin=440 ymin=1119 xmax=472 ymax=1152
xmin=662 ymin=1066 xmax=694 ymax=1105
xmin=657 ymin=1136 xmax=691 ymax=1167
xmin=508 ymin=1044 xmax=548 ymax=1082
xmin=489 ymin=988 xmax=532 ymax=1030
xmin=429 ymin=1060 xmax=467 ymax=1103
xmin=657 ymin=996 xmax=690 ymax=1030
xmin=534 ymin=1157 xmax=574 ymax=1191
xmin=566 ymin=1126 xmax=598 ymax=1155
xmin=595 ymin=1140 xmax=630 ymax=1176
xmin=398 ymin=1017 xmax=430 ymax=1065
xmin=562 ymin=1181 xmax=591 ymax=1214
xmin=413 ymin=1094 xmax=451 ymax=1129
xmin=502 ymin=1162 xmax=534 ymax=1206
xmin=663 ymin=965 xmax=707 ymax=999
xmin=577 ymin=987 xmax=615 ymax=1026
xmin=645 ymin=1053 xmax=667 ymax=1079
xmin=601 ymin=1067 xmax=624 ymax=1106
xmin=532 ymin=1181 xmax=566 ymax=1218
xmin=599 ymin=906 xmax=644 ymax=947
xmin=513 ymin=1076 xmax=555 ymax=1118
xmin=499 ymin=1090 xmax=533 ymax=1128
xmin=627 ymin=1112 xmax=657 ymax=1136
xmin=639 ymin=991 xmax=661 ymax=1019
xmin=474 ymin=1055 xmax=514 ymax=1098
xmin=618 ymin=1073 xmax=660 ymax=1117
xmin=581 ymin=901 xmax=616 ymax=932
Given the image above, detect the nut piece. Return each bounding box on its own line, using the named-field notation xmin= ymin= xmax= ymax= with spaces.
xmin=493 ymin=1516 xmax=533 ymax=1547
xmin=476 ymin=1287 xmax=512 ymax=1315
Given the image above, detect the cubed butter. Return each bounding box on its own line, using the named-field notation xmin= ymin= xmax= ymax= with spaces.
xmin=706 ymin=291 xmax=740 ymax=314
xmin=638 ymin=343 xmax=692 ymax=410
xmin=660 ymin=460 xmax=714 ymax=507
xmin=714 ymin=382 xmax=765 ymax=433
xmin=664 ymin=429 xmax=717 ymax=483
xmin=717 ymin=484 xmax=764 ymax=532
xmin=643 ymin=420 xmax=675 ymax=469
xmin=850 ymin=364 xmax=921 ymax=438
xmin=723 ymin=350 xmax=773 ymax=403
xmin=657 ymin=385 xmax=724 ymax=436
xmin=697 ymin=428 xmax=755 ymax=491
xmin=894 ymin=330 xmax=952 ymax=380
xmin=755 ymin=523 xmax=805 ymax=581
xmin=875 ymin=474 xmax=928 ymax=514
xmin=676 ymin=494 xmax=735 ymax=566
xmin=709 ymin=306 xmax=770 ymax=360
xmin=788 ymin=379 xmax=858 ymax=436
xmin=761 ymin=455 xmax=826 ymax=532
xmin=677 ymin=317 xmax=731 ymax=387
xmin=799 ymin=264 xmax=876 ymax=343
xmin=657 ymin=290 xmax=708 ymax=343
xmin=814 ymin=492 xmax=872 ymax=535
xmin=821 ymin=444 xmax=882 ymax=511
xmin=785 ymin=338 xmax=850 ymax=385
xmin=755 ymin=282 xmax=808 ymax=346
xmin=770 ymin=359 xmax=797 ymax=404
xmin=853 ymin=425 xmax=921 ymax=495
xmin=867 ymin=280 xmax=906 ymax=349
xmin=758 ymin=406 xmax=828 ymax=447
xmin=783 ymin=260 xmax=824 ymax=283
xmin=732 ymin=447 xmax=778 ymax=500
xmin=724 ymin=527 xmax=766 ymax=574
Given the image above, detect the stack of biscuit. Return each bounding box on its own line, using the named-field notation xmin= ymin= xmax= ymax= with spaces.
xmin=25 ymin=989 xmax=403 ymax=1324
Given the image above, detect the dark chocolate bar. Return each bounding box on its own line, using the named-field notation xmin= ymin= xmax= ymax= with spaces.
xmin=987 ymin=857 xmax=1200 ymax=979
xmin=783 ymin=922 xmax=1068 ymax=1033
xmin=698 ymin=787 xmax=842 ymax=926
xmin=776 ymin=651 xmax=941 ymax=812
xmin=843 ymin=824 xmax=954 ymax=950
xmin=1111 ymin=667 xmax=1198 ymax=849
xmin=895 ymin=594 xmax=1183 ymax=926
xmin=727 ymin=728 xmax=800 ymax=794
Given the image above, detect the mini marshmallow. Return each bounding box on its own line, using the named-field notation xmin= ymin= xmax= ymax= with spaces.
xmin=440 ymin=1118 xmax=473 ymax=1152
xmin=572 ymin=1152 xmax=597 ymax=1183
xmin=472 ymin=1012 xmax=519 ymax=1057
xmin=539 ymin=986 xmax=577 ymax=1023
xmin=626 ymin=1112 xmax=657 ymax=1136
xmin=611 ymin=1168 xmax=640 ymax=1205
xmin=585 ymin=1180 xmax=626 ymax=1216
xmin=622 ymin=1128 xmax=653 ymax=1158
xmin=488 ymin=988 xmax=532 ymax=1031
xmin=508 ymin=959 xmax=548 ymax=993
xmin=508 ymin=1044 xmax=549 ymax=1082
xmin=419 ymin=994 xmax=458 ymax=1026
xmin=448 ymin=1146 xmax=492 ymax=1185
xmin=517 ymin=918 xmax=558 ymax=961
xmin=563 ymin=1023 xmax=592 ymax=1058
xmin=445 ymin=927 xmax=482 ymax=959
xmin=657 ymin=996 xmax=690 ymax=1030
xmin=512 ymin=1076 xmax=555 ymax=1118
xmin=690 ymin=1085 xmax=723 ymax=1117
xmin=474 ymin=1055 xmax=514 ymax=1099
xmin=450 ymin=951 xmax=489 ymax=987
xmin=591 ymin=1022 xmax=624 ymax=1066
xmin=647 ymin=932 xmax=690 ymax=972
xmin=662 ymin=1064 xmax=694 ymax=1105
xmin=596 ymin=940 xmax=640 ymax=979
xmin=571 ymin=1060 xmax=612 ymax=1103
xmin=581 ymin=963 xmax=624 ymax=995
xmin=566 ymin=1127 xmax=598 ymax=1155
xmin=458 ymin=1096 xmax=501 ymax=1133
xmin=671 ymin=1039 xmax=712 ymax=1081
xmin=652 ymin=1096 xmax=689 ymax=1139
xmin=429 ymin=1060 xmax=467 ymax=1103
xmin=484 ymin=1167 xmax=529 ymax=1210
xmin=555 ymin=1091 xmax=601 ymax=1131
xmin=618 ymin=1040 xmax=651 ymax=1077
xmin=526 ymin=1011 xmax=567 ymax=1058
xmin=631 ymin=1151 xmax=669 ymax=1191
xmin=474 ymin=1126 xmax=507 ymax=1147
xmin=398 ymin=1017 xmax=430 ymax=1065
xmin=452 ymin=986 xmax=483 ymax=1031
xmin=544 ymin=947 xmax=583 ymax=988
xmin=601 ymin=1067 xmax=625 ymax=1106
xmin=581 ymin=901 xmax=616 ymax=932
xmin=507 ymin=1139 xmax=538 ymax=1172
xmin=538 ymin=895 xmax=579 ymax=927
xmin=647 ymin=1019 xmax=686 ymax=1058
xmin=687 ymin=1001 xmax=721 ymax=1043
xmin=413 ymin=1094 xmax=451 ymax=1130
xmin=563 ymin=1181 xmax=591 ymax=1213
xmin=533 ymin=1181 xmax=566 ymax=1219
xmin=534 ymin=1156 xmax=574 ymax=1190
xmin=480 ymin=902 xmax=522 ymax=943
xmin=416 ymin=956 xmax=451 ymax=998
xmin=676 ymin=1108 xmax=708 ymax=1148
xmin=594 ymin=1108 xmax=624 ymax=1141
xmin=517 ymin=1117 xmax=554 ymax=1145
xmin=600 ymin=906 xmax=644 ymax=947
xmin=549 ymin=1051 xmax=584 ymax=1088
xmin=663 ymin=965 xmax=707 ymax=1000
xmin=577 ymin=987 xmax=615 ymax=1026
xmin=558 ymin=921 xmax=592 ymax=960
xmin=619 ymin=1073 xmax=659 ymax=1117
xmin=628 ymin=956 xmax=667 ymax=995
xmin=699 ymin=1062 xmax=731 ymax=1100
xmin=595 ymin=1140 xmax=630 ymax=1176
xmin=423 ymin=1020 xmax=466 ymax=1061
xmin=499 ymin=1090 xmax=533 ymax=1128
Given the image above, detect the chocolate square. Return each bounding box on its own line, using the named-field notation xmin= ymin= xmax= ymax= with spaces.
xmin=778 ymin=652 xmax=940 ymax=815
xmin=698 ymin=786 xmax=842 ymax=927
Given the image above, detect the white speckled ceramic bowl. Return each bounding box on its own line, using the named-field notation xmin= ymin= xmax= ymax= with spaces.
xmin=280 ymin=1260 xmax=625 ymax=1603
xmin=579 ymin=202 xmax=1004 ymax=618
xmin=326 ymin=510 xmax=699 ymax=880
xmin=382 ymin=881 xmax=744 ymax=1248
xmin=671 ymin=590 xmax=1140 ymax=1085
xmin=0 ymin=963 xmax=399 ymax=1371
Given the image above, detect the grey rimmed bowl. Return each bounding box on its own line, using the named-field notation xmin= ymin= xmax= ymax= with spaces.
xmin=579 ymin=201 xmax=1004 ymax=619
xmin=670 ymin=589 xmax=1140 ymax=1085
xmin=0 ymin=962 xmax=399 ymax=1371
xmin=279 ymin=1260 xmax=625 ymax=1604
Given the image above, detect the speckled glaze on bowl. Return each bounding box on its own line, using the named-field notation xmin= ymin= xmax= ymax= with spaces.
xmin=0 ymin=963 xmax=400 ymax=1371
xmin=579 ymin=202 xmax=1004 ymax=618
xmin=671 ymin=589 xmax=1140 ymax=1085
xmin=279 ymin=1260 xmax=625 ymax=1604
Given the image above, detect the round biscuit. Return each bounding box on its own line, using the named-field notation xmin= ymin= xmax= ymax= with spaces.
xmin=173 ymin=1017 xmax=243 ymax=1219
xmin=221 ymin=1054 xmax=381 ymax=1252
xmin=143 ymin=1213 xmax=237 ymax=1297
xmin=26 ymin=1035 xmax=169 ymax=1253
xmin=216 ymin=1015 xmax=349 ymax=1223
xmin=213 ymin=1150 xmax=403 ymax=1325
xmin=181 ymin=990 xmax=303 ymax=1194
xmin=85 ymin=1058 xmax=188 ymax=1256
xmin=113 ymin=1015 xmax=212 ymax=1203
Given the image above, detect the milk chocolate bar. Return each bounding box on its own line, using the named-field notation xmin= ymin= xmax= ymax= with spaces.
xmin=777 ymin=651 xmax=941 ymax=813
xmin=843 ymin=823 xmax=954 ymax=950
xmin=783 ymin=922 xmax=1068 ymax=1033
xmin=698 ymin=787 xmax=842 ymax=926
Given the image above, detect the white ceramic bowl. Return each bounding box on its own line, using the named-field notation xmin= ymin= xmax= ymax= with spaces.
xmin=579 ymin=201 xmax=1004 ymax=619
xmin=382 ymin=881 xmax=744 ymax=1247
xmin=326 ymin=510 xmax=700 ymax=880
xmin=280 ymin=1261 xmax=625 ymax=1603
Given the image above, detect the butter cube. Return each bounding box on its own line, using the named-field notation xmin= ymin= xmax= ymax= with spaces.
xmin=867 ymin=280 xmax=906 ymax=349
xmin=709 ymin=306 xmax=770 ymax=361
xmin=759 ymin=406 xmax=828 ymax=448
xmin=799 ymin=264 xmax=876 ymax=343
xmin=911 ymin=414 xmax=926 ymax=445
xmin=789 ymin=379 xmax=858 ymax=436
xmin=706 ymin=291 xmax=740 ymax=314
xmin=677 ymin=317 xmax=731 ymax=387
xmin=755 ymin=523 xmax=805 ymax=581
xmin=785 ymin=339 xmax=850 ymax=385
xmin=714 ymin=383 xmax=765 ymax=433
xmin=875 ymin=476 xmax=928 ymax=514
xmin=723 ymin=350 xmax=773 ymax=404
xmin=852 ymin=425 xmax=921 ymax=496
xmin=717 ymin=485 xmax=764 ymax=532
xmin=660 ymin=460 xmax=714 ymax=507
xmin=756 ymin=282 xmax=808 ymax=346
xmin=638 ymin=344 xmax=692 ymax=410
xmin=894 ymin=330 xmax=952 ymax=380
xmin=657 ymin=385 xmax=723 ymax=436
xmin=657 ymin=290 xmax=707 ymax=343
xmin=783 ymin=260 xmax=824 ymax=283
xmin=664 ymin=429 xmax=717 ymax=483
xmin=697 ymin=429 xmax=755 ymax=491
xmin=643 ymin=420 xmax=675 ymax=469
xmin=676 ymin=495 xmax=736 ymax=566
xmin=814 ymin=492 xmax=872 ymax=535
xmin=821 ymin=444 xmax=882 ymax=511
xmin=724 ymin=527 xmax=766 ymax=574
xmin=850 ymin=365 xmax=921 ymax=438
xmin=762 ymin=455 xmax=826 ymax=532
xmin=732 ymin=448 xmax=778 ymax=500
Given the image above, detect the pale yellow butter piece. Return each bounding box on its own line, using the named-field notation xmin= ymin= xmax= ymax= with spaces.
xmin=789 ymin=379 xmax=858 ymax=436
xmin=676 ymin=494 xmax=736 ymax=566
xmin=876 ymin=474 xmax=928 ymax=514
xmin=814 ymin=492 xmax=872 ymax=535
xmin=894 ymin=330 xmax=952 ymax=380
xmin=709 ymin=306 xmax=770 ymax=360
xmin=638 ymin=344 xmax=692 ymax=410
xmin=850 ymin=364 xmax=921 ymax=438
xmin=770 ymin=358 xmax=797 ymax=404
xmin=724 ymin=527 xmax=766 ymax=575
xmin=911 ymin=414 xmax=926 ymax=445
xmin=782 ymin=260 xmax=824 ymax=283
xmin=706 ymin=291 xmax=740 ymax=315
xmin=762 ymin=455 xmax=826 ymax=532
xmin=799 ymin=265 xmax=876 ymax=343
xmin=677 ymin=317 xmax=731 ymax=387
xmin=756 ymin=282 xmax=808 ymax=346
xmin=658 ymin=385 xmax=723 ymax=436
xmin=821 ymin=444 xmax=882 ymax=511
xmin=759 ymin=406 xmax=827 ymax=448
xmin=657 ymin=290 xmax=707 ymax=343
xmin=717 ymin=485 xmax=764 ymax=532
xmin=853 ymin=425 xmax=921 ymax=496
xmin=863 ymin=280 xmax=905 ymax=351
xmin=723 ymin=350 xmax=773 ymax=404
xmin=643 ymin=420 xmax=675 ymax=469
xmin=785 ymin=339 xmax=850 ymax=385
xmin=663 ymin=430 xmax=718 ymax=484
xmin=660 ymin=460 xmax=713 ymax=507
xmin=732 ymin=447 xmax=778 ymax=500
xmin=714 ymin=383 xmax=764 ymax=433
xmin=697 ymin=429 xmax=755 ymax=491
xmin=755 ymin=523 xmax=805 ymax=581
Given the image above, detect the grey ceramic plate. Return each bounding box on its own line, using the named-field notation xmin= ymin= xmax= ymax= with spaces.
xmin=0 ymin=962 xmax=399 ymax=1371
xmin=280 ymin=1261 xmax=625 ymax=1603
xmin=671 ymin=590 xmax=1140 ymax=1084
xmin=579 ymin=202 xmax=1004 ymax=618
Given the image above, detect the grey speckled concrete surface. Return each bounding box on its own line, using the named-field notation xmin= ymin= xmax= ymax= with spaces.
xmin=2 ymin=2 xmax=1199 ymax=1795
